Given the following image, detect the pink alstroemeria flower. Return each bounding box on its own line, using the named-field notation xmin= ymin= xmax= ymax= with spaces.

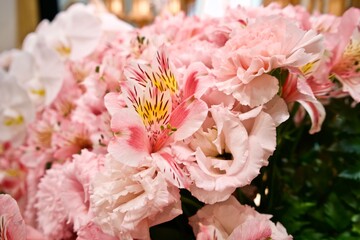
xmin=312 ymin=8 xmax=360 ymax=102
xmin=0 ymin=194 xmax=27 ymax=240
xmin=331 ymin=8 xmax=360 ymax=101
xmin=282 ymin=73 xmax=326 ymax=134
xmin=106 ymin=48 xmax=208 ymax=188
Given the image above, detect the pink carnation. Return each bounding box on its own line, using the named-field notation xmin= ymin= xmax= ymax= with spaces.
xmin=60 ymin=150 xmax=105 ymax=231
xmin=35 ymin=164 xmax=74 ymax=240
xmin=90 ymin=155 xmax=182 ymax=239
xmin=76 ymin=222 xmax=118 ymax=240
xmin=212 ymin=15 xmax=323 ymax=107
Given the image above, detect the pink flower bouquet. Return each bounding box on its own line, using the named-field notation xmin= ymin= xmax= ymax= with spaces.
xmin=1 ymin=2 xmax=359 ymax=240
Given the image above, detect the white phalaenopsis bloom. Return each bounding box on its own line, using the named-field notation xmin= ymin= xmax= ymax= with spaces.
xmin=3 ymin=47 xmax=64 ymax=107
xmin=23 ymin=4 xmax=102 ymax=61
xmin=0 ymin=70 xmax=35 ymax=145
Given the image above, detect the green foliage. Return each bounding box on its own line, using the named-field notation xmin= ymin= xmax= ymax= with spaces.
xmin=255 ymin=98 xmax=360 ymax=239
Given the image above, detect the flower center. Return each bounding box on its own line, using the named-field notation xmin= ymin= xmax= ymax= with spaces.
xmin=333 ymin=38 xmax=360 ymax=77
xmin=36 ymin=126 xmax=53 ymax=148
xmin=133 ymin=88 xmax=171 ymax=127
xmin=3 ymin=115 xmax=24 ymax=127
xmin=55 ymin=42 xmax=71 ymax=57
xmin=148 ymin=53 xmax=178 ymax=94
xmin=30 ymin=88 xmax=46 ymax=97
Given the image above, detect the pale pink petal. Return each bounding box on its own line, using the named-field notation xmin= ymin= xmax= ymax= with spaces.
xmin=91 ymin=156 xmax=181 ymax=239
xmin=263 ymin=96 xmax=290 ymax=127
xmin=26 ymin=225 xmax=46 ymax=240
xmin=76 ymin=222 xmax=118 ymax=240
xmin=270 ymin=222 xmax=293 ymax=240
xmin=282 ymin=73 xmax=326 ymax=134
xmin=189 ymin=183 xmax=235 ymax=204
xmin=0 ymin=194 xmax=26 ymax=240
xmin=331 ymin=8 xmax=360 ymax=63
xmin=228 ymin=218 xmax=272 ymax=240
xmin=153 ymin=151 xmax=190 ymax=189
xmin=35 ymin=165 xmax=74 ymax=239
xmin=196 ymin=224 xmax=225 ymax=240
xmin=108 ymin=109 xmax=150 ymax=166
xmin=104 ymin=92 xmax=125 ymax=116
xmin=339 ymin=76 xmax=360 ymax=102
xmin=231 ymin=74 xmax=279 ymax=107
xmin=189 ymin=196 xmax=292 ymax=240
xmin=247 ymin=111 xmax=277 ymax=160
xmin=169 ymin=98 xmax=208 ymax=142
xmin=298 ymin=100 xmax=326 ymax=134
xmin=183 ymin=62 xmax=214 ymax=99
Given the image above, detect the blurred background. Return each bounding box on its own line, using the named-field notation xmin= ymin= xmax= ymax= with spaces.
xmin=1 ymin=0 xmax=360 ymax=51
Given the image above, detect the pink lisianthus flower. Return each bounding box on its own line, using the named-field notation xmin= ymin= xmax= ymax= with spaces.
xmin=90 ymin=155 xmax=182 ymax=240
xmin=106 ymin=48 xmax=208 ymax=188
xmin=212 ymin=15 xmax=323 ymax=107
xmin=0 ymin=194 xmax=27 ymax=240
xmin=189 ymin=196 xmax=292 ymax=240
xmin=186 ymin=103 xmax=282 ymax=204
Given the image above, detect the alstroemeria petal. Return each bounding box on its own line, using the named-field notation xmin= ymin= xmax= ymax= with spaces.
xmin=298 ymin=100 xmax=326 ymax=134
xmin=153 ymin=151 xmax=190 ymax=189
xmin=108 ymin=109 xmax=150 ymax=166
xmin=0 ymin=194 xmax=27 ymax=240
xmin=169 ymin=98 xmax=208 ymax=142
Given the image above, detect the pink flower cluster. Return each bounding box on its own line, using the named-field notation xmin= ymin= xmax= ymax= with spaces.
xmin=1 ymin=2 xmax=359 ymax=240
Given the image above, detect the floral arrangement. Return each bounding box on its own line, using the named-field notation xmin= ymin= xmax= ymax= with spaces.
xmin=1 ymin=2 xmax=360 ymax=240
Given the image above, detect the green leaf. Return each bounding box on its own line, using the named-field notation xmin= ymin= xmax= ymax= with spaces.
xmin=297 ymin=229 xmax=326 ymax=240
xmin=324 ymin=194 xmax=352 ymax=231
xmin=339 ymin=167 xmax=360 ymax=181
